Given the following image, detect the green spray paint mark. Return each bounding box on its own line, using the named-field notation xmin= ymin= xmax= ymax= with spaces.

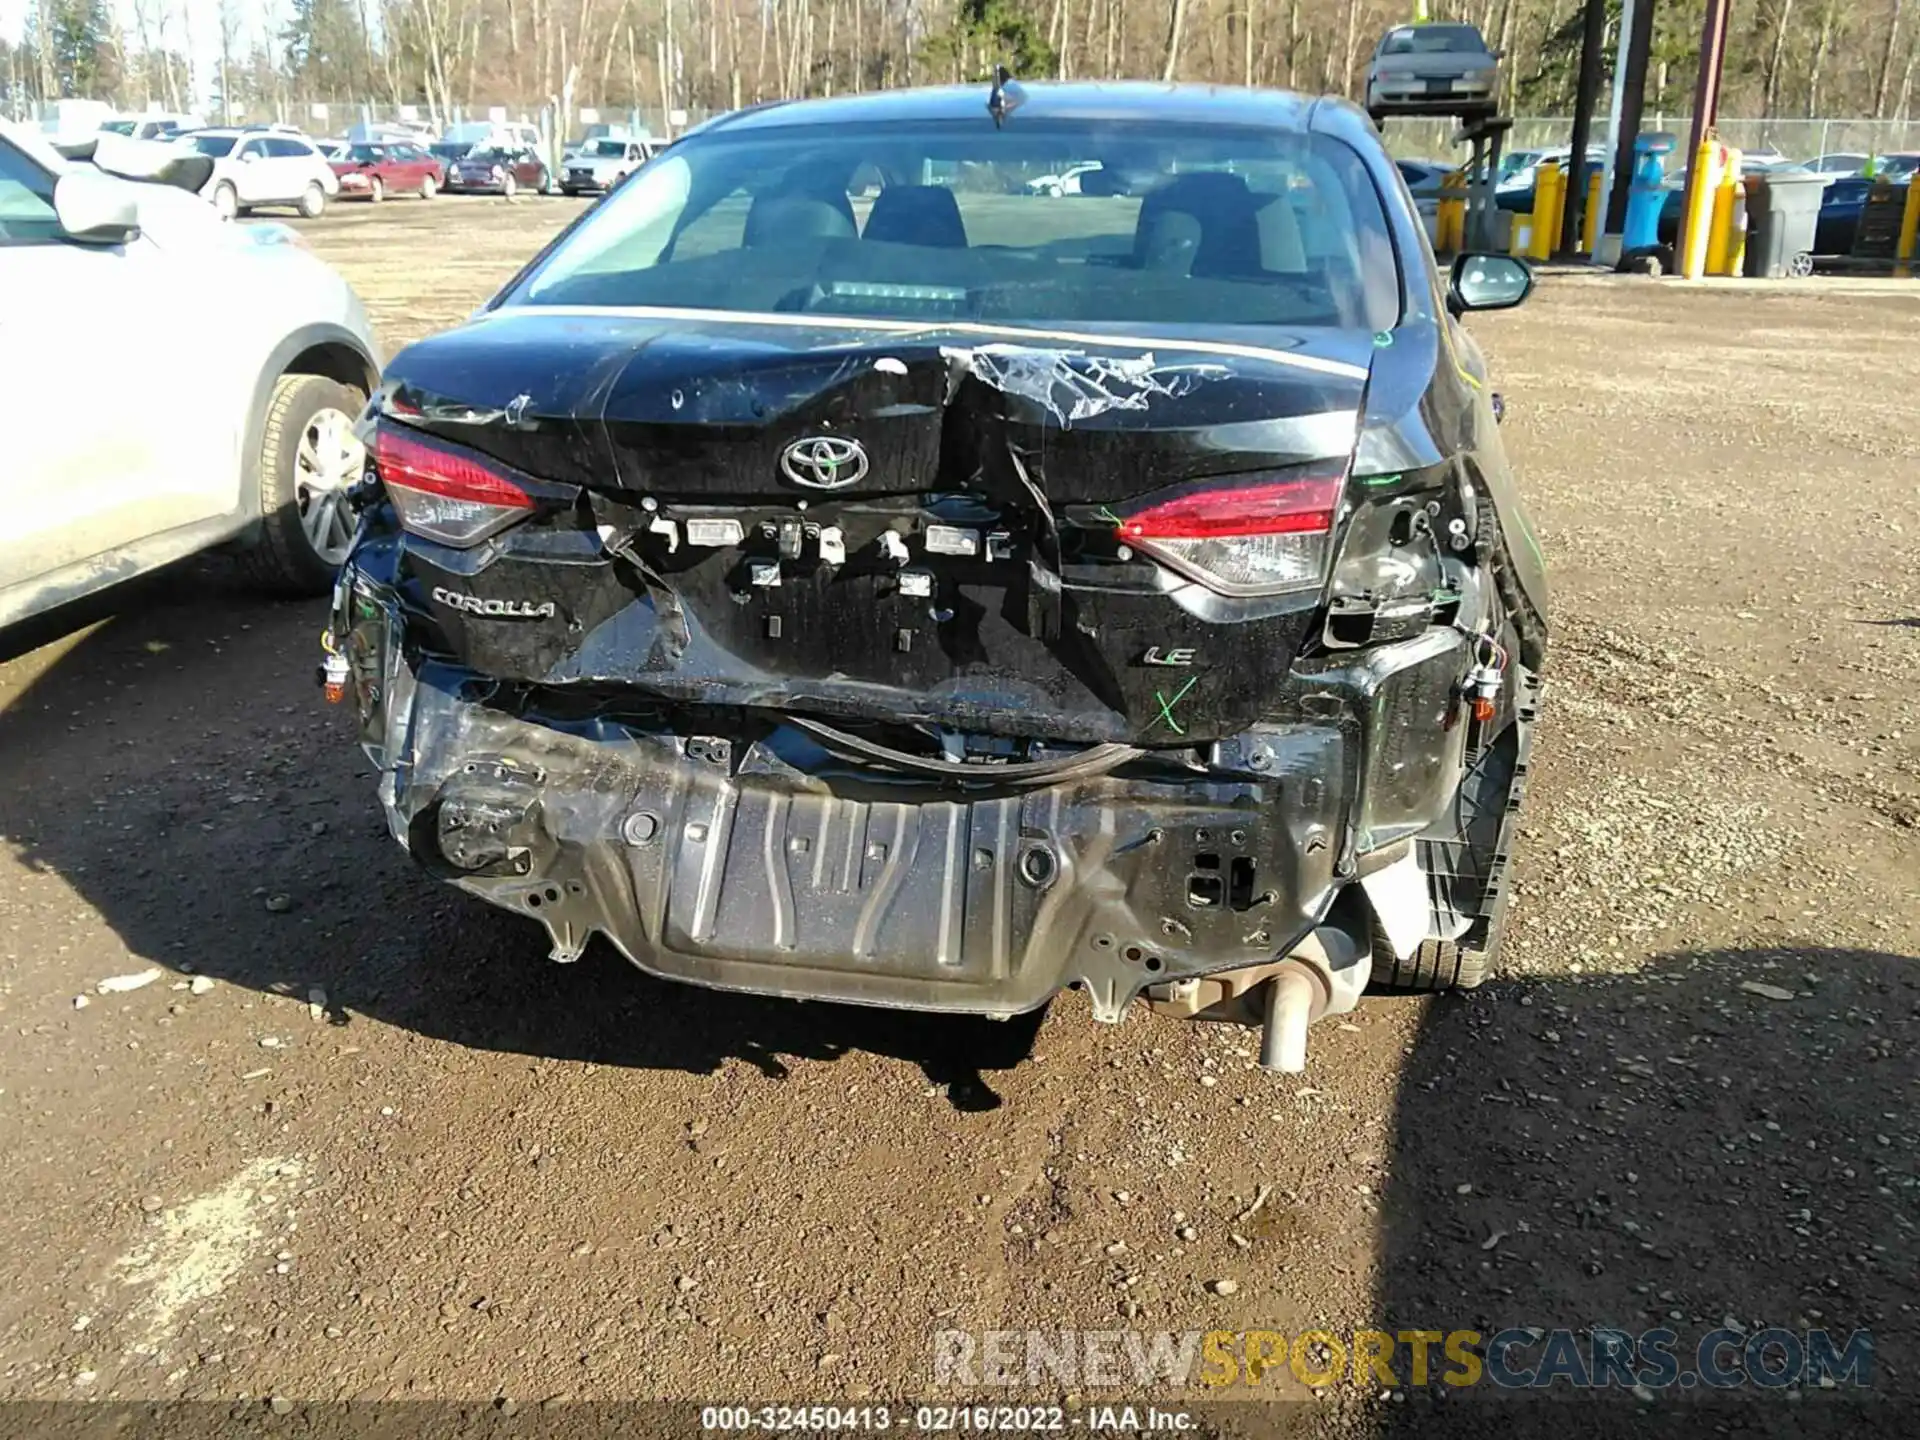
xmin=1153 ymin=676 xmax=1199 ymax=736
xmin=1360 ymin=472 xmax=1405 ymax=487
xmin=1094 ymin=504 xmax=1123 ymax=525
xmin=1514 ymin=509 xmax=1548 ymax=571
xmin=1372 ymin=331 xmax=1395 ymax=348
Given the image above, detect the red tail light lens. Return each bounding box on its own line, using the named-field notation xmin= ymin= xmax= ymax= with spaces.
xmin=375 ymin=424 xmax=534 ymax=548
xmin=1117 ymin=469 xmax=1345 ymax=597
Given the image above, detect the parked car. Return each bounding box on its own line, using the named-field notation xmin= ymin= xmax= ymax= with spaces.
xmin=0 ymin=120 xmax=380 ymax=630
xmin=449 ymin=145 xmax=553 ymax=197
xmin=1025 ymin=161 xmax=1104 ymax=196
xmin=1494 ymin=145 xmax=1606 ymax=213
xmin=100 ymin=113 xmax=202 ymax=142
xmin=326 ymin=83 xmax=1546 ymax=1074
xmin=181 ymin=127 xmax=339 ymax=218
xmin=443 ymin=120 xmax=542 ymax=154
xmin=1365 ymin=22 xmax=1499 ymax=123
xmin=1806 ymin=152 xmax=1870 ymax=177
xmin=330 ymin=140 xmax=443 ymax=202
xmin=560 ymin=137 xmax=653 ymax=194
xmin=1396 ymin=157 xmax=1452 ymax=205
xmin=1811 ymin=175 xmax=1880 ymax=255
xmin=430 ymin=140 xmax=475 ymax=181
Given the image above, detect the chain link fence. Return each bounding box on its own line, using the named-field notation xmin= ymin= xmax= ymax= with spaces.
xmin=1382 ymin=115 xmax=1920 ymax=161
xmin=20 ymin=93 xmax=1920 ymax=163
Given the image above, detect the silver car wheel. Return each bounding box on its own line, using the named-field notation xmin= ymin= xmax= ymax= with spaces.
xmin=295 ymin=406 xmax=365 ymax=564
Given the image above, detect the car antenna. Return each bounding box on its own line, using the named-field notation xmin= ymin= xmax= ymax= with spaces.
xmin=987 ymin=65 xmax=1024 ymax=128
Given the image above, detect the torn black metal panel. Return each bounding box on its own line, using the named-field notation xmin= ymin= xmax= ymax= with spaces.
xmin=373 ymin=310 xmax=1373 ymax=504
xmin=383 ymin=486 xmax=1329 ymax=744
xmin=337 ymin=597 xmax=1355 ymax=1019
xmin=1350 ymin=316 xmax=1549 ymax=662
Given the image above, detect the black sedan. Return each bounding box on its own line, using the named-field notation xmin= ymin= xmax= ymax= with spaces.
xmin=330 ymin=82 xmax=1547 ymax=1074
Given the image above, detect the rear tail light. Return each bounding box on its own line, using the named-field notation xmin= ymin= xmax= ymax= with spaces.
xmin=375 ymin=424 xmax=534 ymax=548
xmin=1116 ymin=467 xmax=1345 ymax=597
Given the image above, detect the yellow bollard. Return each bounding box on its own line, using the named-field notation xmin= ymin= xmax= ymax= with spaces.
xmin=1437 ymin=168 xmax=1468 ymax=254
xmin=1580 ymin=168 xmax=1604 ymax=255
xmin=1898 ymin=179 xmax=1920 ymax=269
xmin=1706 ymin=148 xmax=1742 ymax=275
xmin=1680 ymin=139 xmax=1722 ymax=280
xmin=1530 ymin=161 xmax=1561 ymax=261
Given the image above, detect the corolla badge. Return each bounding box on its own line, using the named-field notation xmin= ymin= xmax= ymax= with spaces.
xmin=780 ymin=435 xmax=868 ymax=490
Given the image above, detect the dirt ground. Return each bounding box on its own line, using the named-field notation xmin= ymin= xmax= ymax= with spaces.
xmin=1 ymin=194 xmax=1916 ymax=1434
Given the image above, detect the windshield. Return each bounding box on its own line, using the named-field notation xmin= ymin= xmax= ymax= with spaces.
xmin=586 ymin=139 xmax=630 ymax=157
xmin=469 ymin=149 xmax=512 ymax=163
xmin=187 ymin=134 xmax=236 ymax=157
xmin=348 ymin=144 xmax=386 ymax=163
xmin=100 ymin=120 xmax=138 ymax=136
xmin=433 ymin=143 xmax=470 ymax=157
xmin=508 ymin=119 xmax=1399 ymax=331
xmin=1381 ymin=24 xmax=1484 ymax=55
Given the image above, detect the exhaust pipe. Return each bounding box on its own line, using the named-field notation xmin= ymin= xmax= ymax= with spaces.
xmin=1256 ymin=927 xmax=1368 ymax=1075
xmin=1141 ymin=924 xmax=1368 ymax=1075
xmin=1259 ymin=966 xmax=1318 ymax=1073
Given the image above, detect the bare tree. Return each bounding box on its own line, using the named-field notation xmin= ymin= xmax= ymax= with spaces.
xmin=1163 ymin=0 xmax=1188 ymax=80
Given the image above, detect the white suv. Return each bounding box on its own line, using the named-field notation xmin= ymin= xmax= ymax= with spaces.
xmin=0 ymin=122 xmax=381 ymax=629
xmin=182 ymin=128 xmax=340 ymax=218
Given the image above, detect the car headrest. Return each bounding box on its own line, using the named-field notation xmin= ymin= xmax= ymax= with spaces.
xmin=744 ymin=192 xmax=858 ymax=248
xmin=1133 ymin=172 xmax=1263 ymax=278
xmin=863 ymin=185 xmax=968 ymax=248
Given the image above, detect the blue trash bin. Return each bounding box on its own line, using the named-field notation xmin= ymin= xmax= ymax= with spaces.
xmin=1624 ymin=131 xmax=1678 ymax=252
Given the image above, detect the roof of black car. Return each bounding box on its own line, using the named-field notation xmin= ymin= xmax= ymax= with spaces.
xmin=702 ymin=81 xmax=1325 ymax=135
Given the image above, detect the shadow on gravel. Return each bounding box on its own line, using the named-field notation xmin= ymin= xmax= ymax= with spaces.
xmin=1368 ymin=944 xmax=1919 ymax=1439
xmin=0 ymin=585 xmax=1044 ymax=1112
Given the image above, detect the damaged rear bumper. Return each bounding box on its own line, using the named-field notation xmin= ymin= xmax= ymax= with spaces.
xmin=335 ymin=578 xmax=1480 ymax=1022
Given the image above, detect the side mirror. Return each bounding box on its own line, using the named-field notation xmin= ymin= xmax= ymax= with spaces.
xmin=53 ymin=172 xmax=140 ymax=246
xmin=1448 ymin=252 xmax=1533 ymax=315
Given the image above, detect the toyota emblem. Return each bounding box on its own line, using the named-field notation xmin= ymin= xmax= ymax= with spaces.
xmin=780 ymin=435 xmax=868 ymax=490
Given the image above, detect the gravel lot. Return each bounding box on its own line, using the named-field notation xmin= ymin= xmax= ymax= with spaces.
xmin=1 ymin=196 xmax=1915 ymax=1432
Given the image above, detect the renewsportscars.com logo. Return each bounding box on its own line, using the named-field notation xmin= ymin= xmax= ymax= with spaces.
xmin=932 ymin=1327 xmax=1875 ymax=1391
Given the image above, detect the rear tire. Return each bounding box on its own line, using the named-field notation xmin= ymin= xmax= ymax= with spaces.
xmin=502 ymin=172 xmax=518 ymax=199
xmin=419 ymin=173 xmax=437 ymax=200
xmin=234 ymin=373 xmax=368 ymax=596
xmin=298 ymin=182 xmax=326 ymax=219
xmin=212 ymin=181 xmax=238 ymax=220
xmin=368 ymin=175 xmax=385 ymax=203
xmin=1370 ymin=931 xmax=1494 ymax=993
xmin=540 ymin=169 xmax=558 ymax=195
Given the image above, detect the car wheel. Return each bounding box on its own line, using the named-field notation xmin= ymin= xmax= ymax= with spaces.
xmin=1371 ymin=933 xmax=1494 ymax=991
xmin=540 ymin=170 xmax=558 ymax=195
xmin=234 ymin=373 xmax=368 ymax=595
xmin=502 ymin=172 xmax=518 ymax=199
xmin=298 ymin=182 xmax=326 ymax=218
xmin=368 ymin=175 xmax=384 ymax=203
xmin=212 ymin=181 xmax=238 ymax=220
xmin=419 ymin=173 xmax=437 ymax=200
xmin=1788 ymin=250 xmax=1814 ymax=278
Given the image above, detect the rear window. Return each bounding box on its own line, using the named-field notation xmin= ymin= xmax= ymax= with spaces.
xmin=1381 ymin=25 xmax=1485 ymax=55
xmin=509 ymin=119 xmax=1400 ymax=331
